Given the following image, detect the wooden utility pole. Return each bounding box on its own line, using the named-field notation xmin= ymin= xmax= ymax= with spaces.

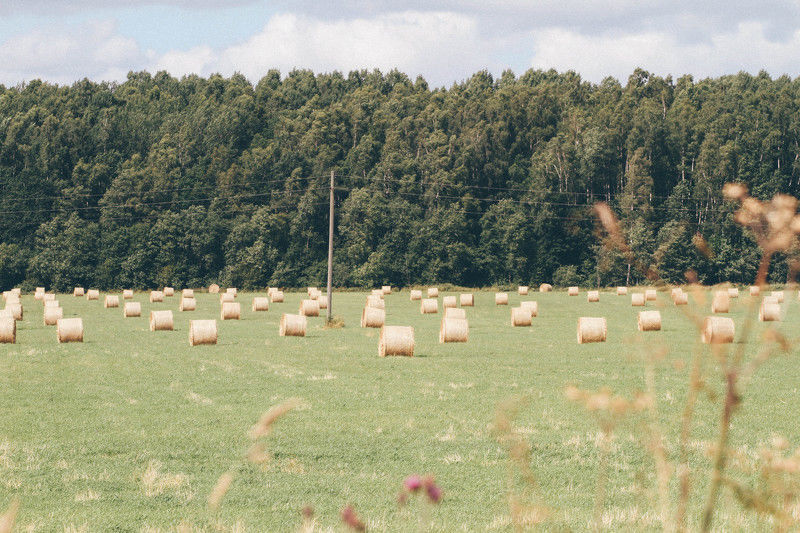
xmin=326 ymin=170 xmax=334 ymax=322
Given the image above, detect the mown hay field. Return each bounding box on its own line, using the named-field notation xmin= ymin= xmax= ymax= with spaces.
xmin=1 ymin=288 xmax=798 ymax=530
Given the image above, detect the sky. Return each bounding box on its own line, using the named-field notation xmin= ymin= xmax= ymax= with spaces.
xmin=2 ymin=1 xmax=800 ymax=87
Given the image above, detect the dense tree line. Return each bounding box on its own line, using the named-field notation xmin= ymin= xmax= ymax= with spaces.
xmin=0 ymin=67 xmax=795 ymax=290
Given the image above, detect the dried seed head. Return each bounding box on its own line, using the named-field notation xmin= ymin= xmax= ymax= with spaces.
xmin=341 ymin=505 xmax=366 ymax=531
xmin=248 ymin=398 xmax=301 ymax=440
xmin=723 ymin=182 xmax=748 ymax=200
xmin=208 ymin=472 xmax=234 ymax=511
xmin=0 ymin=499 xmax=19 ymax=533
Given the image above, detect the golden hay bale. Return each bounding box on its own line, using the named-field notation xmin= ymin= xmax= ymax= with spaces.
xmin=460 ymin=293 xmax=474 ymax=307
xmin=226 ymin=287 xmax=238 ymax=298
xmin=150 ymin=310 xmax=174 ymax=331
xmin=309 ymin=289 xmax=322 ymax=300
xmin=279 ymin=313 xmax=307 ymax=337
xmin=124 ymin=302 xmax=141 ymax=317
xmin=86 ymin=289 xmax=100 ymax=301
xmin=539 ymin=284 xmax=553 ymax=292
xmin=763 ymin=295 xmax=779 ymax=305
xmin=182 ymin=289 xmax=194 ymax=298
xmin=638 ymin=310 xmax=662 ymax=331
xmin=673 ymin=291 xmax=689 ymax=305
xmin=270 ymin=290 xmax=284 ymax=303
xmin=73 ymin=287 xmax=85 ymax=297
xmin=42 ymin=293 xmax=55 ymax=302
xmin=179 ymin=297 xmax=196 ymax=312
xmin=44 ymin=300 xmax=59 ymax=308
xmin=577 ymin=317 xmax=607 ymax=344
xmin=57 ymin=318 xmax=83 ymax=343
xmin=221 ymin=302 xmax=241 ymax=320
xmin=361 ymin=306 xmax=386 ymax=328
xmin=317 ymin=295 xmax=328 ymax=309
xmin=749 ymin=286 xmax=760 ymax=296
xmin=1 ymin=291 xmax=10 ymax=301
xmin=495 ymin=292 xmax=509 ymax=305
xmin=307 ymin=287 xmax=318 ymax=296
xmin=520 ymin=301 xmax=538 ymax=317
xmin=442 ymin=296 xmax=457 ymax=308
xmin=3 ymin=293 xmax=19 ymax=304
xmin=771 ymin=290 xmax=785 ymax=303
xmin=518 ymin=286 xmax=529 ymax=295
xmin=728 ymin=287 xmax=739 ymax=298
xmin=445 ymin=307 xmax=466 ymax=319
xmin=299 ymin=299 xmax=320 ymax=317
xmin=670 ymin=288 xmax=682 ymax=299
xmin=149 ymin=290 xmax=163 ymax=303
xmin=616 ymin=287 xmax=628 ymax=295
xmin=427 ymin=287 xmax=439 ymax=298
xmin=0 ymin=317 xmax=15 ymax=343
xmin=759 ymin=301 xmax=781 ymax=322
xmin=382 ymin=285 xmax=392 ymax=295
xmin=252 ymin=297 xmax=270 ymax=312
xmin=409 ymin=290 xmax=423 ymax=301
xmin=123 ymin=289 xmax=133 ymax=299
xmin=370 ymin=289 xmax=384 ymax=299
xmin=43 ymin=306 xmax=63 ymax=326
xmin=511 ymin=307 xmax=532 ymax=327
xmin=568 ymin=286 xmax=579 ymax=296
xmin=645 ymin=289 xmax=657 ymax=301
xmin=163 ymin=287 xmax=175 ymax=297
xmin=10 ymin=288 xmax=20 ymax=296
xmin=631 ymin=293 xmax=645 ymax=307
xmin=34 ymin=287 xmax=45 ymax=300
xmin=711 ymin=291 xmax=730 ymax=313
xmin=0 ymin=309 xmax=10 ymax=318
xmin=208 ymin=284 xmax=220 ymax=294
xmin=701 ymin=316 xmax=735 ymax=344
xmin=366 ymin=295 xmax=385 ymax=310
xmin=189 ymin=319 xmax=217 ymax=346
xmin=104 ymin=295 xmax=119 ymax=308
xmin=379 ymin=326 xmax=414 ymax=357
xmin=587 ymin=290 xmax=600 ymax=302
xmin=220 ymin=292 xmax=235 ymax=303
xmin=5 ymin=303 xmax=22 ymax=320
xmin=440 ymin=317 xmax=468 ymax=343
xmin=420 ymin=298 xmax=438 ymax=314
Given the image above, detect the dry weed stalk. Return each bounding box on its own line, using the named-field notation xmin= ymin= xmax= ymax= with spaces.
xmin=0 ymin=498 xmax=18 ymax=533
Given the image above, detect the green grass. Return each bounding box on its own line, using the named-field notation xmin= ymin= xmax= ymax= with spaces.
xmin=0 ymin=288 xmax=797 ymax=531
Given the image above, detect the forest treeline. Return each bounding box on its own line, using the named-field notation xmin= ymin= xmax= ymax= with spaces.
xmin=0 ymin=67 xmax=796 ymax=290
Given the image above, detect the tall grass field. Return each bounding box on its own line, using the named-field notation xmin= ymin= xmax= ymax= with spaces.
xmin=0 ymin=288 xmax=797 ymax=530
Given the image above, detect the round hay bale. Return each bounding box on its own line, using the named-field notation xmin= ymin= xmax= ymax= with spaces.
xmin=252 ymin=297 xmax=270 ymax=312
xmin=711 ymin=291 xmax=730 ymax=313
xmin=123 ymin=289 xmax=133 ymax=299
xmin=73 ymin=287 xmax=85 ymax=297
xmin=511 ymin=307 xmax=532 ymax=327
xmin=43 ymin=306 xmax=63 ymax=326
xmin=427 ymin=287 xmax=439 ymax=298
xmin=637 ymin=310 xmax=662 ymax=331
xmin=616 ymin=287 xmax=628 ymax=295
xmin=379 ymin=326 xmax=414 ymax=356
xmin=459 ymin=293 xmax=474 ymax=307
xmin=307 ymin=287 xmax=318 ymax=297
xmin=57 ymin=318 xmax=83 ymax=343
xmin=34 ymin=287 xmax=45 ymax=300
xmin=0 ymin=309 xmax=10 ymax=318
xmin=10 ymin=288 xmax=20 ymax=297
xmin=495 ymin=293 xmax=509 ymax=305
xmin=370 ymin=289 xmax=384 ymax=299
xmin=42 ymin=293 xmax=55 ymax=302
xmin=149 ymin=290 xmax=163 ymax=303
xmin=309 ymin=289 xmax=322 ymax=300
xmin=3 ymin=293 xmax=19 ymax=304
xmin=1 ymin=291 xmax=10 ymax=301
xmin=317 ymin=295 xmax=328 ymax=310
xmin=0 ymin=317 xmax=15 ymax=343
xmin=208 ymin=284 xmax=220 ymax=294
xmin=5 ymin=303 xmax=22 ymax=320
xmin=189 ymin=320 xmax=217 ymax=346
xmin=759 ymin=301 xmax=780 ymax=322
xmin=299 ymin=299 xmax=320 ymax=317
xmin=361 ymin=306 xmax=385 ymax=328
xmin=771 ymin=290 xmax=785 ymax=303
xmin=220 ymin=293 xmax=235 ymax=303
xmin=520 ymin=301 xmax=538 ymax=317
xmin=179 ymin=297 xmax=196 ymax=312
xmin=587 ymin=290 xmax=600 ymax=302
xmin=163 ymin=287 xmax=175 ymax=297
xmin=728 ymin=287 xmax=739 ymax=298
xmin=442 ymin=296 xmax=457 ymax=309
xmin=409 ymin=290 xmax=422 ymax=301
xmin=86 ymin=289 xmax=100 ymax=301
xmin=420 ymin=298 xmax=438 ymax=314
xmin=568 ymin=286 xmax=579 ymax=296
xmin=539 ymin=284 xmax=553 ymax=292
xmin=104 ymin=295 xmax=119 ymax=308
xmin=182 ymin=289 xmax=194 ymax=298
xmin=44 ymin=300 xmax=59 ymax=308
xmin=382 ymin=285 xmax=392 ymax=295
xmin=270 ymin=290 xmax=284 ymax=303
xmin=701 ymin=316 xmax=735 ymax=344
xmin=440 ymin=317 xmax=468 ymax=343
xmin=673 ymin=291 xmax=689 ymax=305
xmin=645 ymin=289 xmax=657 ymax=301
xmin=577 ymin=317 xmax=607 ymax=344
xmin=366 ymin=295 xmax=385 ymax=310
xmin=226 ymin=288 xmax=238 ymax=298
xmin=124 ymin=302 xmax=141 ymax=317
xmin=221 ymin=302 xmax=241 ymax=320
xmin=518 ymin=286 xmax=529 ymax=295
xmin=150 ymin=310 xmax=174 ymax=331
xmin=445 ymin=307 xmax=466 ymax=319
xmin=631 ymin=293 xmax=646 ymax=307
xmin=749 ymin=286 xmax=760 ymax=296
xmin=763 ymin=295 xmax=779 ymax=305
xmin=279 ymin=313 xmax=307 ymax=337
